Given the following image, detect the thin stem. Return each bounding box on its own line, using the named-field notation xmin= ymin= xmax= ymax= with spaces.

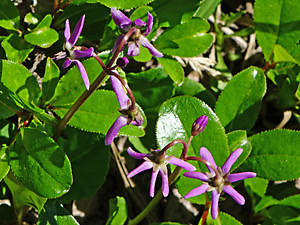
xmin=185 ymin=156 xmax=219 ymax=175
xmin=92 ymin=52 xmax=106 ymax=70
xmin=53 ymin=70 xmax=107 ymax=141
xmin=161 ymin=139 xmax=188 ymax=159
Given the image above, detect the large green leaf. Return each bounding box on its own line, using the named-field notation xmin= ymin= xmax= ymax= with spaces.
xmin=1 ymin=34 xmax=35 ymax=63
xmin=53 ymin=90 xmax=146 ymax=137
xmin=156 ymin=96 xmax=228 ymax=204
xmin=157 ymin=55 xmax=184 ymax=85
xmin=106 ymin=196 xmax=127 ymax=225
xmin=57 ymin=126 xmax=110 ymax=203
xmin=215 ymin=67 xmax=266 ymax=133
xmin=0 ymin=0 xmax=20 ymax=31
xmin=9 ymin=128 xmax=72 ymax=198
xmin=278 ymin=194 xmax=300 ymax=210
xmin=242 ymin=129 xmax=300 ymax=181
xmin=24 ymin=14 xmax=59 ymax=48
xmin=254 ymin=0 xmax=300 ymax=60
xmin=154 ymin=18 xmax=213 ymax=57
xmin=71 ymin=0 xmax=153 ymax=9
xmin=0 ymin=146 xmax=9 ymax=182
xmin=0 ymin=83 xmax=20 ymax=119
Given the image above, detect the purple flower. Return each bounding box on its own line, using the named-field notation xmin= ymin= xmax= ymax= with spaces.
xmin=191 ymin=115 xmax=209 ymax=136
xmin=184 ymin=147 xmax=256 ymax=219
xmin=53 ymin=15 xmax=94 ymax=90
xmin=105 ymin=71 xmax=143 ymax=145
xmin=127 ymin=147 xmax=196 ymax=197
xmin=111 ymin=8 xmax=163 ymax=58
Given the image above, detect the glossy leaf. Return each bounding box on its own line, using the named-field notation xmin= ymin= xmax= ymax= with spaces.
xmin=154 ymin=18 xmax=213 ymax=57
xmin=254 ymin=0 xmax=300 ymax=60
xmin=9 ymin=128 xmax=72 ymax=198
xmin=1 ymin=34 xmax=34 ymax=63
xmin=0 ymin=146 xmax=9 ymax=182
xmin=215 ymin=67 xmax=266 ymax=133
xmin=0 ymin=0 xmax=20 ymax=31
xmin=106 ymin=196 xmax=127 ymax=225
xmin=157 ymin=55 xmax=184 ymax=86
xmin=243 ymin=129 xmax=300 ymax=180
xmin=53 ymin=90 xmax=146 ymax=137
xmin=71 ymin=0 xmax=153 ymax=9
xmin=57 ymin=126 xmax=110 ymax=203
xmin=24 ymin=14 xmax=59 ymax=48
xmin=156 ymin=96 xmax=228 ymax=204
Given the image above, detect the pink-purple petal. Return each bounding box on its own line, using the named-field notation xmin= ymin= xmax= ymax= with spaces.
xmin=128 ymin=42 xmax=140 ymax=56
xmin=211 ymin=189 xmax=220 ymax=219
xmin=73 ymin=59 xmax=90 ymax=90
xmin=139 ymin=36 xmax=163 ymax=58
xmin=111 ymin=8 xmax=132 ymax=31
xmin=127 ymin=147 xmax=151 ymax=159
xmin=110 ymin=75 xmax=130 ymax=110
xmin=105 ymin=115 xmax=129 ymax=145
xmin=184 ymin=184 xmax=210 ymax=199
xmin=62 ymin=58 xmax=72 ymax=68
xmin=223 ymin=185 xmax=245 ymax=205
xmin=134 ymin=18 xmax=146 ymax=27
xmin=144 ymin=12 xmax=153 ymax=36
xmin=150 ymin=170 xmax=159 ymax=197
xmin=69 ymin=15 xmax=85 ymax=46
xmin=200 ymin=147 xmax=217 ymax=175
xmin=72 ymin=47 xmax=94 ymax=59
xmin=168 ymin=157 xmax=196 ymax=171
xmin=64 ymin=19 xmax=71 ymax=42
xmin=183 ymin=172 xmax=210 ymax=182
xmin=227 ymin=172 xmax=256 ymax=183
xmin=160 ymin=168 xmax=169 ymax=197
xmin=221 ymin=148 xmax=243 ymax=174
xmin=127 ymin=161 xmax=153 ymax=178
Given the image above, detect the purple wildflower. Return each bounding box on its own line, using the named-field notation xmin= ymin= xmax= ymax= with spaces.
xmin=53 ymin=15 xmax=94 ymax=90
xmin=111 ymin=8 xmax=163 ymax=58
xmin=184 ymin=147 xmax=256 ymax=219
xmin=105 ymin=71 xmax=143 ymax=145
xmin=127 ymin=147 xmax=196 ymax=197
xmin=191 ymin=115 xmax=209 ymax=136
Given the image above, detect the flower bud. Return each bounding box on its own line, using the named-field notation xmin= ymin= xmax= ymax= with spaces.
xmin=116 ymin=57 xmax=129 ymax=68
xmin=191 ymin=115 xmax=208 ymax=136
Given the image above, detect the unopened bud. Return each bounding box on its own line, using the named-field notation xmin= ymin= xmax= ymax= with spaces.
xmin=116 ymin=57 xmax=129 ymax=68
xmin=191 ymin=115 xmax=208 ymax=136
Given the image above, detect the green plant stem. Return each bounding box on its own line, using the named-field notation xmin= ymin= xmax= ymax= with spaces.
xmin=128 ymin=166 xmax=183 ymax=225
xmin=53 ymin=70 xmax=107 ymax=141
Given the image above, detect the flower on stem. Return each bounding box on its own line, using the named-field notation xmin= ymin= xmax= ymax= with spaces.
xmin=53 ymin=15 xmax=94 ymax=90
xmin=111 ymin=8 xmax=163 ymax=58
xmin=105 ymin=71 xmax=143 ymax=145
xmin=184 ymin=147 xmax=256 ymax=219
xmin=191 ymin=115 xmax=209 ymax=136
xmin=127 ymin=147 xmax=196 ymax=197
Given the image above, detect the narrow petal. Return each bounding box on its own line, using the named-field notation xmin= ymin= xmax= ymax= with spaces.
xmin=69 ymin=15 xmax=85 ymax=46
xmin=72 ymin=47 xmax=94 ymax=59
xmin=127 ymin=161 xmax=153 ymax=178
xmin=110 ymin=75 xmax=130 ymax=109
xmin=105 ymin=115 xmax=129 ymax=145
xmin=134 ymin=18 xmax=146 ymax=27
xmin=168 ymin=157 xmax=196 ymax=171
xmin=200 ymin=147 xmax=217 ymax=175
xmin=222 ymin=148 xmax=243 ymax=174
xmin=211 ymin=189 xmax=220 ymax=219
xmin=223 ymin=185 xmax=245 ymax=205
xmin=62 ymin=58 xmax=72 ymax=68
xmin=140 ymin=36 xmax=163 ymax=58
xmin=128 ymin=41 xmax=140 ymax=56
xmin=183 ymin=172 xmax=210 ymax=182
xmin=184 ymin=184 xmax=210 ymax=199
xmin=160 ymin=168 xmax=169 ymax=197
xmin=144 ymin=12 xmax=153 ymax=36
xmin=64 ymin=19 xmax=71 ymax=41
xmin=73 ymin=60 xmax=90 ymax=90
xmin=227 ymin=172 xmax=256 ymax=183
xmin=53 ymin=51 xmax=67 ymax=60
xmin=150 ymin=170 xmax=159 ymax=197
xmin=111 ymin=8 xmax=132 ymax=31
xmin=127 ymin=147 xmax=151 ymax=159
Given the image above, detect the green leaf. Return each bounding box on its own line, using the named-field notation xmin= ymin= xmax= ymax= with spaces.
xmin=1 ymin=34 xmax=35 ymax=63
xmin=0 ymin=146 xmax=10 ymax=182
xmin=243 ymin=129 xmax=300 ymax=181
xmin=106 ymin=196 xmax=127 ymax=225
xmin=9 ymin=128 xmax=72 ymax=198
xmin=273 ymin=44 xmax=297 ymax=63
xmin=154 ymin=18 xmax=213 ymax=57
xmin=71 ymin=0 xmax=153 ymax=9
xmin=194 ymin=0 xmax=222 ymax=20
xmin=156 ymin=96 xmax=228 ymax=204
xmin=220 ymin=212 xmax=242 ymax=225
xmin=53 ymin=90 xmax=146 ymax=137
xmin=277 ymin=77 xmax=297 ymax=108
xmin=133 ymin=43 xmax=153 ymax=62
xmin=244 ymin=177 xmax=268 ymax=198
xmin=0 ymin=119 xmax=16 ymax=146
xmin=42 ymin=58 xmax=60 ymax=106
xmin=128 ymin=137 xmax=150 ymax=153
xmin=57 ymin=126 xmax=110 ymax=203
xmin=126 ymin=68 xmax=175 ymax=110
xmin=38 ymin=201 xmax=79 ymax=225
xmin=254 ymin=0 xmax=300 ymax=60
xmin=151 ymin=223 xmax=186 ymax=225
xmin=278 ymin=194 xmax=300 ymax=210
xmin=0 ymin=83 xmax=20 ymax=119
xmin=215 ymin=67 xmax=266 ymax=133
xmin=0 ymin=0 xmax=20 ymax=31
xmin=157 ymin=55 xmax=184 ymax=85
xmin=150 ymin=0 xmax=200 ymax=27
xmin=268 ymin=205 xmax=300 ymax=224
xmin=24 ymin=14 xmax=59 ymax=48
